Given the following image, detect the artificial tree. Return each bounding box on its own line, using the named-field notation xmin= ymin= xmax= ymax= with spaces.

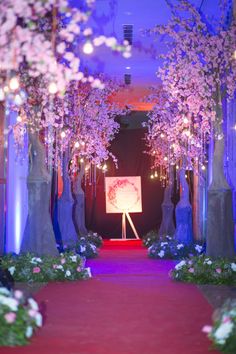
xmin=151 ymin=0 xmax=236 ymax=257
xmin=0 ymin=0 xmax=131 ymax=255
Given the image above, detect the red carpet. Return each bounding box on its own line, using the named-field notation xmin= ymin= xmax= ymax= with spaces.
xmin=1 ymin=245 xmax=219 ymax=354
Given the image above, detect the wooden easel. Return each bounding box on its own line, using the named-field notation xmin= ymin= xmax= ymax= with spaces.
xmin=121 ymin=212 xmax=140 ymax=240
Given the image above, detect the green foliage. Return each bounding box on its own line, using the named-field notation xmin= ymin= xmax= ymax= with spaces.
xmin=2 ymin=252 xmax=91 ymax=283
xmin=171 ymin=256 xmax=236 ymax=285
xmin=142 ymin=230 xmax=159 ymax=247
xmin=148 ymin=235 xmax=204 ymax=259
xmin=0 ymin=288 xmax=42 ymax=346
xmin=203 ymin=299 xmax=236 ymax=353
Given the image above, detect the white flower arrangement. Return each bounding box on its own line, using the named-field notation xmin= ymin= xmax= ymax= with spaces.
xmin=203 ymin=299 xmax=236 ymax=352
xmin=147 ymin=235 xmax=204 ymax=260
xmin=0 ymin=288 xmax=42 ymax=346
xmin=1 ymin=252 xmax=91 ymax=282
xmin=172 ymin=255 xmax=236 ymax=285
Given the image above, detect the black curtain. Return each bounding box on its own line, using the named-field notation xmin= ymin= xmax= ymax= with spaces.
xmin=85 ymin=126 xmax=164 ymax=239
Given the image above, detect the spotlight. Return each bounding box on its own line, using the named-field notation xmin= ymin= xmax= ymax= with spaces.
xmin=9 ymin=76 xmax=20 ymax=91
xmin=0 ymin=88 xmax=5 ymax=101
xmin=48 ymin=82 xmax=58 ymax=94
xmin=83 ymin=41 xmax=94 ymax=55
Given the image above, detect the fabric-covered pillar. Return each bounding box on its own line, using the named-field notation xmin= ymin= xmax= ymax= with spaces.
xmin=6 ymin=109 xmax=28 ymax=254
xmin=0 ymin=103 xmax=6 ymax=254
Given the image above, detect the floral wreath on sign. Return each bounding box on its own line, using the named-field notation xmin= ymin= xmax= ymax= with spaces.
xmin=108 ymin=178 xmax=140 ymax=212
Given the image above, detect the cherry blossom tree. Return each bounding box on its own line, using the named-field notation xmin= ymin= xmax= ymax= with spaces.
xmin=149 ymin=0 xmax=236 ymax=257
xmin=57 ymin=78 xmax=128 ymax=246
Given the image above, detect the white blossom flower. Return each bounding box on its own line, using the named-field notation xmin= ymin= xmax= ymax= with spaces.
xmin=69 ymin=255 xmax=77 ymax=262
xmin=214 ymin=322 xmax=234 ymax=344
xmin=0 ymin=287 xmax=10 ymax=295
xmin=80 ymin=245 xmax=86 ymax=253
xmin=230 ymin=263 xmax=236 ymax=272
xmin=65 ymin=270 xmax=71 ymax=277
xmin=177 ymin=244 xmax=184 ymax=250
xmin=28 ymin=298 xmax=39 ymax=311
xmin=86 ymin=267 xmax=92 ymax=278
xmin=158 ymin=250 xmax=165 ymax=258
xmin=0 ymin=295 xmax=18 ymax=311
xmin=195 ymin=245 xmax=202 ymax=253
xmin=175 ymin=260 xmax=186 ymax=270
xmin=25 ymin=326 xmax=33 ymax=338
xmin=8 ymin=266 xmax=16 ymax=275
xmin=35 ymin=313 xmax=43 ymax=327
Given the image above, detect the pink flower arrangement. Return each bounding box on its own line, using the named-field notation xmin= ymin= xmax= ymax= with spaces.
xmin=188 ymin=268 xmax=195 ymax=273
xmin=216 ymin=268 xmax=222 ymax=274
xmin=33 ymin=267 xmax=41 ymax=274
xmin=4 ymin=312 xmax=16 ymax=324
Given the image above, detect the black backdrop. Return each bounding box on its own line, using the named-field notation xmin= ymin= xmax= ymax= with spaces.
xmin=85 ymin=116 xmax=164 ymax=239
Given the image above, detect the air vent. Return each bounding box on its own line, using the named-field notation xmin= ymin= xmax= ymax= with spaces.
xmin=123 ymin=24 xmax=133 ymax=45
xmin=124 ymin=74 xmax=131 ymax=85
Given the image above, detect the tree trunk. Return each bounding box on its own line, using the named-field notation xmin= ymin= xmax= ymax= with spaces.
xmin=58 ymin=150 xmax=78 ymax=247
xmin=206 ymin=89 xmax=235 ymax=258
xmin=174 ymin=168 xmax=193 ymax=244
xmin=72 ymin=163 xmax=88 ymax=236
xmin=158 ymin=166 xmax=175 ymax=236
xmin=21 ymin=132 xmax=58 ymax=256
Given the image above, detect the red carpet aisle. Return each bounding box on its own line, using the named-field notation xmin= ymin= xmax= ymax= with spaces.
xmin=1 ymin=243 xmax=219 ymax=354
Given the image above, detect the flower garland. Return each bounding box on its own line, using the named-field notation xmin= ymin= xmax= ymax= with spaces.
xmin=0 ymin=287 xmax=42 ymax=346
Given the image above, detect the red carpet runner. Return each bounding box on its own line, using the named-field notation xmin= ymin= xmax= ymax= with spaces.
xmin=1 ymin=241 xmax=219 ymax=354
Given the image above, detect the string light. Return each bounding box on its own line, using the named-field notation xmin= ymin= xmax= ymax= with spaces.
xmin=16 ymin=115 xmax=22 ymax=122
xmin=150 ymin=174 xmax=154 ymax=179
xmin=183 ymin=117 xmax=189 ymax=124
xmin=160 ymin=133 xmax=164 ymax=138
xmin=9 ymin=76 xmax=20 ymax=91
xmin=201 ymin=165 xmax=206 ymax=171
xmin=164 ymin=156 xmax=168 ymax=161
xmin=176 ymin=165 xmax=179 ymax=170
xmin=74 ymin=141 xmax=80 ymax=148
xmin=154 ymin=171 xmax=158 ymax=177
xmin=48 ymin=82 xmax=58 ymax=94
xmin=233 ymin=50 xmax=236 ymax=60
xmin=80 ymin=158 xmax=84 ymax=163
xmin=4 ymin=85 xmax=9 ymax=93
xmin=61 ymin=131 xmax=66 ymax=138
xmin=83 ymin=41 xmax=94 ymax=54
